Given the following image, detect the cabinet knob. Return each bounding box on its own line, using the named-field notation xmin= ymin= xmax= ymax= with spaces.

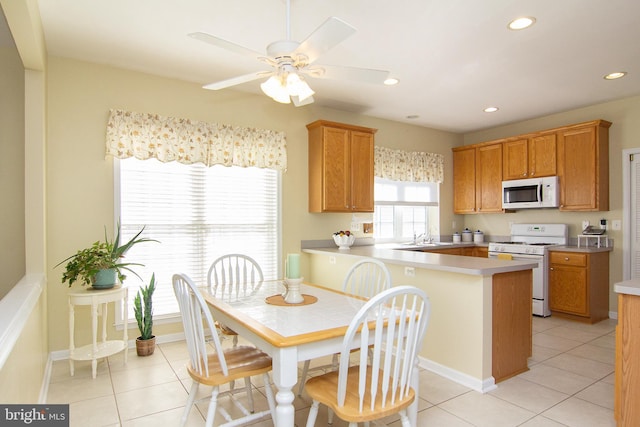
xmin=564 ymin=257 xmax=570 ymax=261
xmin=523 ymin=173 xmax=527 ymax=176
xmin=550 ymin=267 xmax=554 ymax=271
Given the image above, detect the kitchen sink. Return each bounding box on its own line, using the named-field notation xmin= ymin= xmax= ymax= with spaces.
xmin=401 ymin=241 xmax=454 ymax=247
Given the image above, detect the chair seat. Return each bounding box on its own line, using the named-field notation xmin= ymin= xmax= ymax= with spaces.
xmin=187 ymin=345 xmax=272 ymax=386
xmin=305 ymin=365 xmax=415 ymax=423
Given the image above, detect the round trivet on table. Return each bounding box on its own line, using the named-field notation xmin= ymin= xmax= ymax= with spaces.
xmin=265 ymin=294 xmax=318 ymax=306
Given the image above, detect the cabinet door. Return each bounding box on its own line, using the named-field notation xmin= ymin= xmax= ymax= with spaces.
xmin=350 ymin=130 xmax=374 ymax=212
xmin=453 ymin=147 xmax=476 ymax=213
xmin=529 ymin=133 xmax=556 ymax=177
xmin=321 ymin=127 xmax=351 ymax=211
xmin=476 ymin=143 xmax=503 ymax=212
xmin=558 ymin=125 xmax=599 ymax=211
xmin=549 ymin=264 xmax=588 ymax=316
xmin=503 ymin=138 xmax=528 ymax=180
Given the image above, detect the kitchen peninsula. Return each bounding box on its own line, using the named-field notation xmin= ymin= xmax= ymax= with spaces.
xmin=302 ymin=244 xmax=538 ymax=392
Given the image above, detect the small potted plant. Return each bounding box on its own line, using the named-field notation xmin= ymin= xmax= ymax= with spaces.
xmin=56 ymin=221 xmax=157 ymax=289
xmin=134 ymin=274 xmax=156 ymax=356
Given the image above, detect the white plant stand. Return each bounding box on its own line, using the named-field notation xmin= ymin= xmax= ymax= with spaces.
xmin=68 ymin=285 xmax=128 ymax=378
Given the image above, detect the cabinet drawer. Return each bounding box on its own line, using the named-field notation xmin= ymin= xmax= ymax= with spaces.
xmin=550 ymin=252 xmax=587 ymax=267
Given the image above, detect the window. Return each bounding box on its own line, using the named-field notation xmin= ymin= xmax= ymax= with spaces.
xmin=116 ymin=157 xmax=280 ymax=322
xmin=373 ymin=177 xmax=439 ymax=242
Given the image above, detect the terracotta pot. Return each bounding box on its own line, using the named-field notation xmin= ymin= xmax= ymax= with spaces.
xmin=136 ymin=336 xmax=156 ymax=356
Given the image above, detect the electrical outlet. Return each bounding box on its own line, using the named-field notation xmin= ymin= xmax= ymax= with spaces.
xmin=404 ymin=266 xmax=415 ymax=277
xmin=612 ymin=220 xmax=621 ymax=231
xmin=329 ymin=256 xmax=336 ymax=265
xmin=582 ymin=220 xmax=590 ymax=230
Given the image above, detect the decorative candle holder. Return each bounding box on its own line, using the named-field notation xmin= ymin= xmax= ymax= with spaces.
xmin=284 ymin=277 xmax=304 ymax=304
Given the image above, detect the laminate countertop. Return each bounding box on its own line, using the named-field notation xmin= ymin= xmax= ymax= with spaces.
xmin=614 ymin=279 xmax=640 ymax=296
xmin=303 ymin=244 xmax=538 ymax=276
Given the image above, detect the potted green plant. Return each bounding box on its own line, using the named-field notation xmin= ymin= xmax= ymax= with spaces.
xmin=56 ymin=221 xmax=157 ymax=289
xmin=134 ymin=274 xmax=156 ymax=356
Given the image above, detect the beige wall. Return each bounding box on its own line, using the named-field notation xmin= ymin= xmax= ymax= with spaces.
xmin=45 ymin=56 xmax=462 ymax=351
xmin=0 ymin=295 xmax=46 ymax=403
xmin=462 ymin=95 xmax=640 ymax=314
xmin=0 ymin=45 xmax=26 ymax=298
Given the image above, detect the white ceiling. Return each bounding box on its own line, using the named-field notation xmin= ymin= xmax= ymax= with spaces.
xmin=25 ymin=1 xmax=640 ymax=132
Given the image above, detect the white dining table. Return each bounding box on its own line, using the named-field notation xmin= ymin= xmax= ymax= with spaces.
xmin=200 ymin=280 xmax=420 ymax=427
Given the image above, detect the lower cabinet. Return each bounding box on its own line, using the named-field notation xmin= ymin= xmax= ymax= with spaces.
xmin=422 ymin=246 xmax=488 ymax=257
xmin=548 ymin=251 xmax=609 ymax=323
xmin=615 ymin=293 xmax=640 ymax=426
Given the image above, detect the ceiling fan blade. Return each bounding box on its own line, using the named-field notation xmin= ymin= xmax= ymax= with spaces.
xmin=292 ymin=95 xmax=315 ymax=107
xmin=189 ymin=32 xmax=265 ymax=61
xmin=203 ymin=71 xmax=273 ymax=90
xmin=294 ymin=17 xmax=356 ymax=64
xmin=305 ymin=64 xmax=389 ymax=84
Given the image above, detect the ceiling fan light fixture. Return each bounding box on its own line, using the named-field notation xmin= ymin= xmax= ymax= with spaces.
xmin=260 ymin=76 xmax=291 ymax=103
xmin=384 ymin=77 xmax=399 ymax=86
xmin=287 ymin=73 xmax=315 ymax=101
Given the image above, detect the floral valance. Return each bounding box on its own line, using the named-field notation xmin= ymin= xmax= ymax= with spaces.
xmin=374 ymin=146 xmax=444 ymax=183
xmin=105 ymin=109 xmax=287 ymax=171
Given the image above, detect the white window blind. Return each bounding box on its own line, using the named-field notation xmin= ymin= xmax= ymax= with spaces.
xmin=116 ymin=157 xmax=280 ymax=322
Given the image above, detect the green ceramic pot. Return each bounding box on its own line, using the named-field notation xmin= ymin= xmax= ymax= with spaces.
xmin=93 ymin=268 xmax=117 ymax=289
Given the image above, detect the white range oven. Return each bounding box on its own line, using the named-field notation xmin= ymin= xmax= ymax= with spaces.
xmin=488 ymin=223 xmax=568 ymax=317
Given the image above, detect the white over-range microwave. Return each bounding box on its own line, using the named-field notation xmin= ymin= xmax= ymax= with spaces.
xmin=502 ymin=176 xmax=559 ymax=209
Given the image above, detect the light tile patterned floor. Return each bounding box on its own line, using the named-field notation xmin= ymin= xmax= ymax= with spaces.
xmin=46 ymin=315 xmax=617 ymax=426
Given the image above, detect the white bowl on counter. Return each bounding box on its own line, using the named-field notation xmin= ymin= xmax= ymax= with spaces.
xmin=333 ymin=234 xmax=355 ymax=250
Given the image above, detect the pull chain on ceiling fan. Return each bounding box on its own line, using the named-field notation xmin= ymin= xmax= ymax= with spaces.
xmin=189 ymin=0 xmax=390 ymax=106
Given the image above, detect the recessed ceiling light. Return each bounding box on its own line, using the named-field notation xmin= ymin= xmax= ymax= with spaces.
xmin=406 ymin=115 xmax=419 ymax=119
xmin=604 ymin=71 xmax=627 ymax=80
xmin=384 ymin=77 xmax=399 ymax=86
xmin=508 ymin=17 xmax=536 ymax=30
xmin=484 ymin=107 xmax=499 ymax=113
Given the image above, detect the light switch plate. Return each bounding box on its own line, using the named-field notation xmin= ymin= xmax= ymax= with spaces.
xmin=612 ymin=220 xmax=621 ymax=230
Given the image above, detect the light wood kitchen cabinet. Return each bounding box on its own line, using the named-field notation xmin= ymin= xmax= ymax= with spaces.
xmin=557 ymin=120 xmax=611 ymax=211
xmin=548 ymin=251 xmax=609 ymax=323
xmin=615 ymin=292 xmax=640 ymax=426
xmin=453 ymin=146 xmax=476 ymax=214
xmin=307 ymin=120 xmax=376 ymax=213
xmin=502 ymin=133 xmax=556 ymax=180
xmin=453 ymin=142 xmax=504 ymax=214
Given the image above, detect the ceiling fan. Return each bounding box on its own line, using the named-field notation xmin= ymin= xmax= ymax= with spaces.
xmin=189 ymin=0 xmax=390 ymax=106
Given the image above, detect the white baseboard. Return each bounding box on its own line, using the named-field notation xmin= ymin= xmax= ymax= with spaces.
xmin=417 ymin=355 xmax=497 ymax=393
xmin=609 ymin=311 xmax=618 ymax=320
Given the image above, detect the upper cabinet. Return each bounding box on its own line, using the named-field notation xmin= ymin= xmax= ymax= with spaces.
xmin=557 ymin=120 xmax=611 ymax=211
xmin=503 ymin=133 xmax=557 ymax=180
xmin=307 ymin=120 xmax=376 ymax=213
xmin=453 ymin=142 xmax=505 ymax=214
xmin=454 ymin=119 xmax=611 ymax=214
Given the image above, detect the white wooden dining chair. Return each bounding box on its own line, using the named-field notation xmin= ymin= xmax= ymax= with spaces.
xmin=172 ymin=273 xmax=276 ymax=427
xmin=304 ymin=285 xmax=431 ymax=427
xmin=207 ymin=254 xmax=264 ymax=347
xmin=298 ymin=258 xmax=392 ymax=396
